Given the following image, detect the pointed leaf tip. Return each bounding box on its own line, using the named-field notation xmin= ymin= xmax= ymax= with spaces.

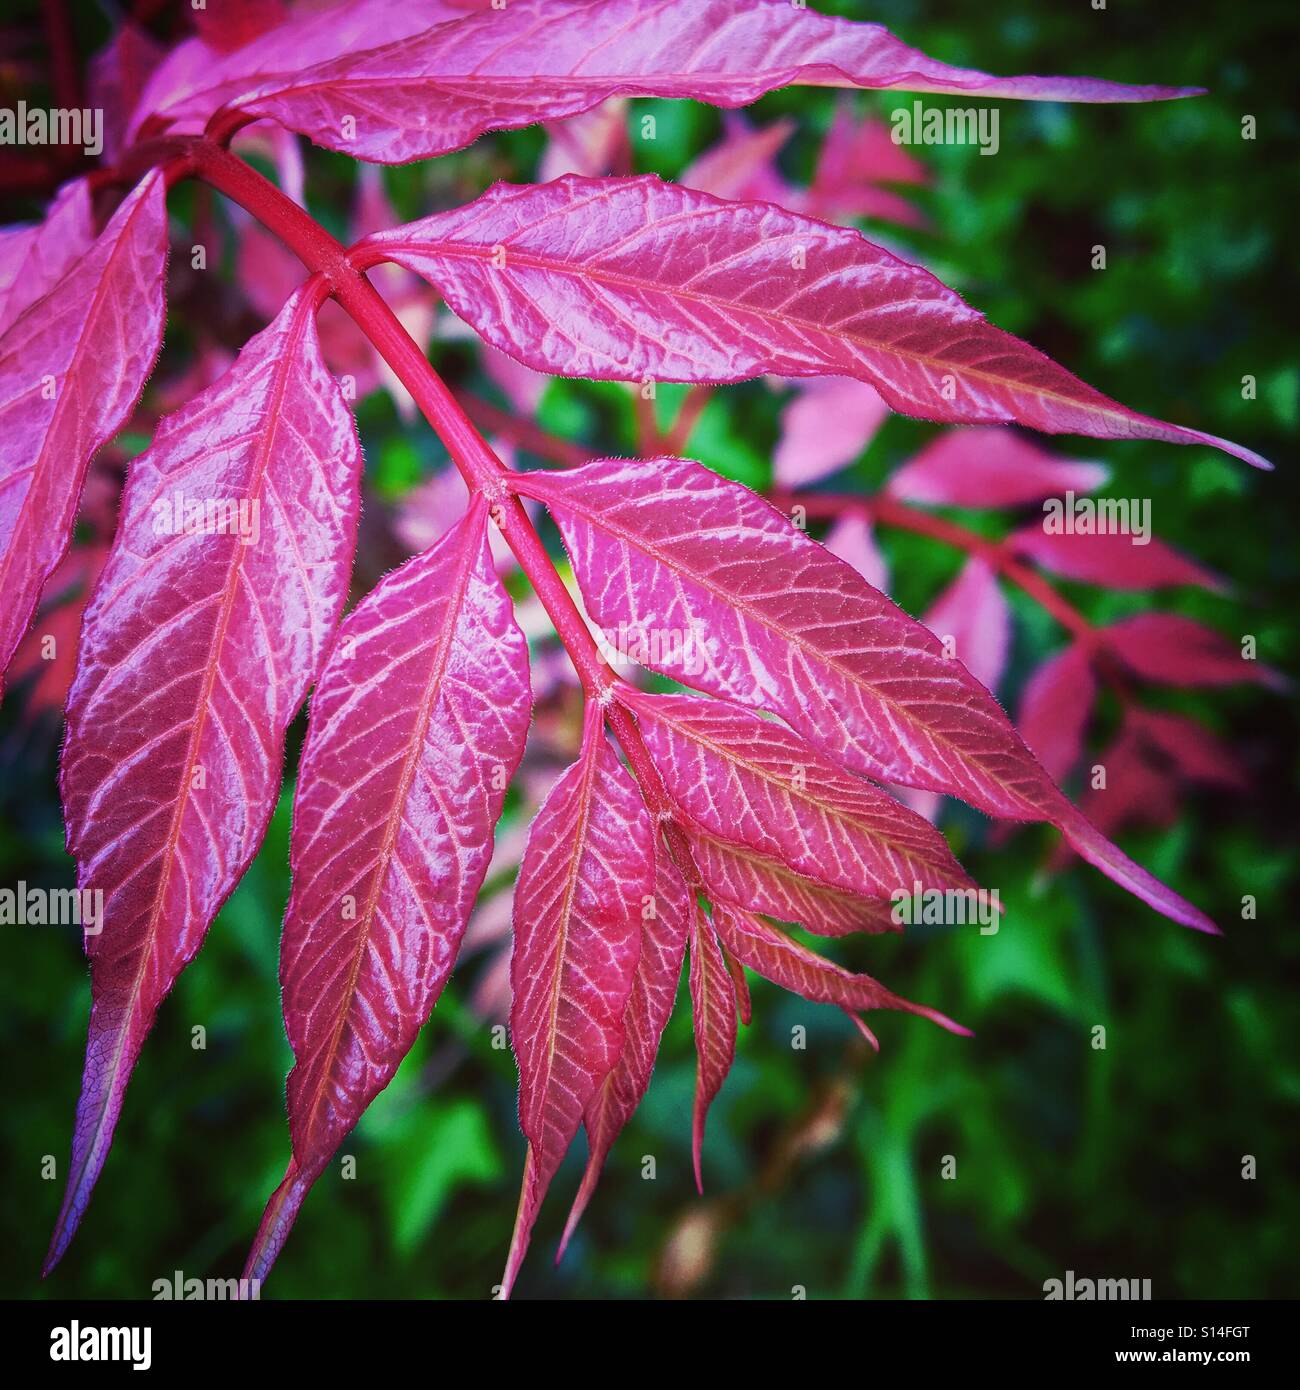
xmin=247 ymin=502 xmax=530 ymax=1284
xmin=523 ymin=457 xmax=1217 ymax=934
xmin=371 ymin=176 xmax=1261 ymax=470
xmin=507 ymin=711 xmax=655 ymax=1287
xmin=48 ymin=285 xmax=360 ymax=1274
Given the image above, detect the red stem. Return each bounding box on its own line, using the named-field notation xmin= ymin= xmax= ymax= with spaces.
xmin=633 ymin=389 xmax=663 ymax=456
xmin=171 ymin=138 xmax=690 ymax=839
xmin=182 ymin=140 xmax=612 ymax=687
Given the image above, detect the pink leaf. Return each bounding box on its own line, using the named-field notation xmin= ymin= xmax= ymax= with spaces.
xmin=725 ymin=946 xmax=753 ymax=1028
xmin=48 ymin=287 xmax=362 ymax=1274
xmin=502 ymin=708 xmax=654 ymax=1297
xmin=680 ymin=115 xmax=797 ymax=205
xmin=1103 ymin=614 xmax=1285 ymax=690
xmin=6 ymin=544 xmax=109 ymax=727
xmin=364 ymin=176 xmax=1263 ymax=466
xmin=688 ymin=827 xmax=903 ymax=938
xmin=1017 ymin=644 xmax=1097 ymax=784
xmin=1075 ymin=708 xmax=1247 ymax=849
xmin=808 ymin=101 xmax=928 ymax=228
xmin=815 ymin=102 xmax=928 ymax=193
xmin=245 ymin=500 xmax=530 ymax=1284
xmin=1127 ymin=708 xmax=1248 ymax=791
xmin=688 ymin=905 xmax=736 ymax=1194
xmin=187 ymin=0 xmax=1203 ymax=162
xmin=886 ymin=428 xmax=1111 ymax=507
xmin=773 ymin=377 xmax=890 ymax=488
xmin=1010 ymin=523 xmax=1226 ymax=592
xmin=481 ymin=343 xmax=550 ymax=417
xmin=711 ymin=903 xmax=969 ymax=1039
xmin=540 ymin=99 xmax=630 ymax=181
xmin=823 ymin=513 xmax=889 ymax=593
xmin=515 ymin=456 xmax=1217 ymax=933
xmin=1077 ymin=721 xmax=1181 ymax=840
xmin=0 ymin=173 xmax=167 ymax=704
xmin=192 ymin=0 xmax=289 ymax=52
xmin=126 ymin=0 xmax=474 ymax=143
xmin=0 ymin=179 xmax=94 ymax=333
xmin=559 ymin=838 xmax=690 ymax=1258
xmin=619 ymin=687 xmax=976 ymax=904
xmin=922 ymin=555 xmax=1011 ymax=694
xmin=87 ymin=21 xmax=166 ymax=162
xmin=395 ymin=456 xmax=527 ymax=572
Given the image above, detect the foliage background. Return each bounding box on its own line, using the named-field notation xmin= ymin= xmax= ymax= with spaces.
xmin=1 ymin=0 xmax=1296 ymax=1299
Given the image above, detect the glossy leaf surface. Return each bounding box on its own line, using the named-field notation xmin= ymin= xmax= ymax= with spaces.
xmin=246 ymin=501 xmax=531 ymax=1282
xmin=503 ymin=710 xmax=654 ymax=1295
xmin=517 ymin=456 xmax=1217 ymax=933
xmin=0 ymin=174 xmax=166 ymax=696
xmin=49 ymin=288 xmax=362 ymax=1272
xmin=365 ymin=175 xmax=1264 ymax=465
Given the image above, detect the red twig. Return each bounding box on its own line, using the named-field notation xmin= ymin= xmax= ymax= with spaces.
xmin=165 ymin=135 xmax=687 ymax=847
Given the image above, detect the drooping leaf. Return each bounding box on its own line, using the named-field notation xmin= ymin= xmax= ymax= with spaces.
xmin=922 ymin=555 xmax=1011 ymax=693
xmin=724 ymin=943 xmax=753 ymax=1028
xmin=688 ymin=904 xmax=737 ymax=1194
xmin=559 ymin=836 xmax=690 ymax=1258
xmin=174 ymin=0 xmax=1202 ymax=162
xmin=1128 ymin=708 xmax=1247 ymax=792
xmin=711 ymin=903 xmax=969 ymax=1038
xmin=680 ymin=114 xmax=797 ymax=205
xmin=1050 ymin=707 xmax=1245 ymax=867
xmin=503 ymin=708 xmax=654 ymax=1297
xmin=885 ymin=428 xmax=1110 ymax=507
xmin=363 ymin=175 xmax=1264 ymax=466
xmin=1103 ymin=614 xmax=1285 ymax=690
xmin=515 ymin=456 xmax=1218 ymax=932
xmin=1010 ymin=523 xmax=1226 ymax=592
xmin=48 ymin=287 xmax=362 ymax=1273
xmin=244 ymin=500 xmax=530 ymax=1283
xmin=1017 ymin=643 xmax=1098 ymax=784
xmin=0 ymin=173 xmax=166 ymax=697
xmin=619 ymin=687 xmax=976 ymax=903
xmin=807 ymin=100 xmax=928 ymax=228
xmin=1072 ymin=706 xmax=1246 ymax=847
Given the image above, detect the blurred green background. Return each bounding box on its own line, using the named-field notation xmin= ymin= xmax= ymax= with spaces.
xmin=1 ymin=0 xmax=1296 ymax=1299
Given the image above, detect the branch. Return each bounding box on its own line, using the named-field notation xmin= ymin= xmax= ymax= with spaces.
xmin=164 ymin=137 xmax=690 ymax=854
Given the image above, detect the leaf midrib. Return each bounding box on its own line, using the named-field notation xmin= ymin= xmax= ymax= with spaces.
xmin=641 ymin=696 xmax=962 ymax=886
xmin=528 ymin=476 xmax=1045 ymax=820
xmin=296 ymin=505 xmax=485 ymax=1153
xmin=59 ymin=285 xmax=313 ymax=1224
